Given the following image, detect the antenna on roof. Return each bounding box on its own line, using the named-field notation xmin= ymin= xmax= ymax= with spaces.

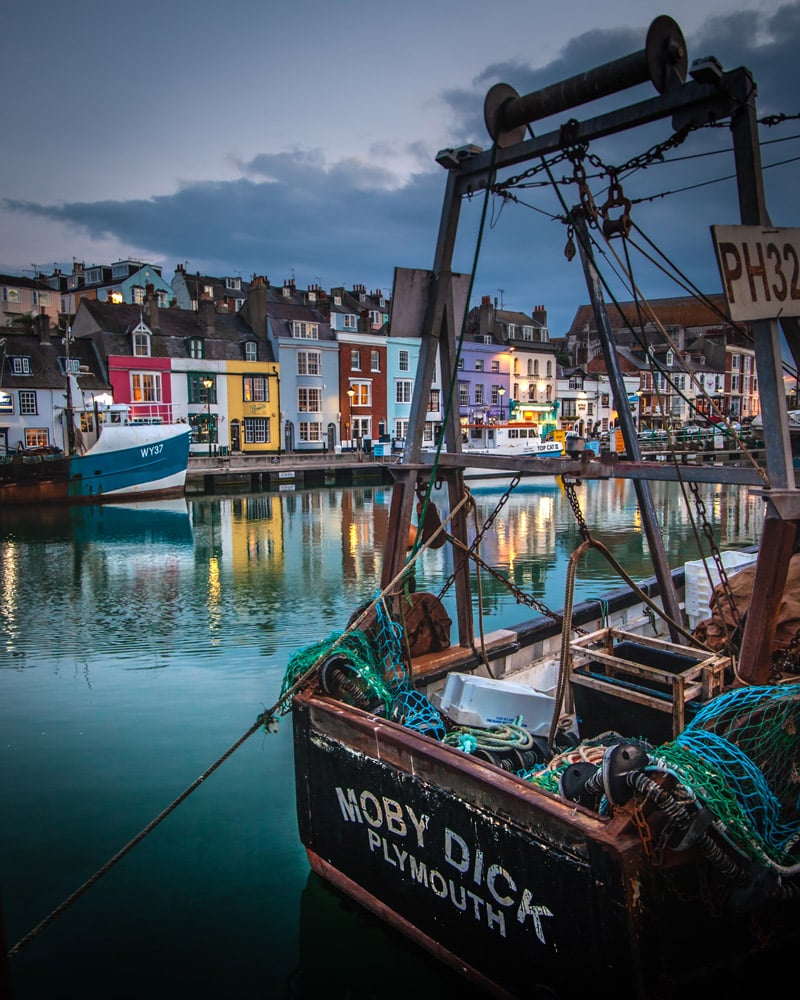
xmin=498 ymin=289 xmax=505 ymax=309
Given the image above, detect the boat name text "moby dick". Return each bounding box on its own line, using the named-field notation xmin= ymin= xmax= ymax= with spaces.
xmin=335 ymin=785 xmax=554 ymax=943
xmin=139 ymin=444 xmax=164 ymax=458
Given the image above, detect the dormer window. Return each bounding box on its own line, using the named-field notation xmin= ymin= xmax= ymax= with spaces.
xmin=245 ymin=341 xmax=257 ymax=362
xmin=203 ymin=284 xmax=214 ymax=298
xmin=86 ymin=268 xmax=103 ymax=285
xmin=225 ymin=277 xmax=241 ymax=291
xmin=10 ymin=356 xmax=31 ymax=375
xmin=132 ymin=320 xmax=151 ymax=357
xmin=334 ymin=295 xmax=342 ymax=306
xmin=369 ymin=310 xmax=381 ymax=326
xmin=292 ymin=321 xmax=318 ymax=339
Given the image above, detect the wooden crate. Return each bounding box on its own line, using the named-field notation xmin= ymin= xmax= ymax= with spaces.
xmin=569 ymin=627 xmax=729 ymax=742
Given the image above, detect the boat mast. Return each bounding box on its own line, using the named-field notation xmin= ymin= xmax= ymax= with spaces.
xmin=389 ymin=15 xmax=798 ymax=675
xmin=63 ymin=326 xmax=76 ymax=456
xmin=571 ymin=209 xmax=683 ymax=638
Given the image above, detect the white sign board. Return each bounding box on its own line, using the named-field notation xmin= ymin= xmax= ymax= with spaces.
xmin=710 ymin=225 xmax=800 ymax=322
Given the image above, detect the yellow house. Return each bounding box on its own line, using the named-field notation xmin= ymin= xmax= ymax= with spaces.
xmin=224 ymin=360 xmax=281 ymax=455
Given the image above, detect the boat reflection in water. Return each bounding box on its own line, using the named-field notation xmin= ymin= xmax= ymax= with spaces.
xmin=0 ymin=498 xmax=194 ymax=546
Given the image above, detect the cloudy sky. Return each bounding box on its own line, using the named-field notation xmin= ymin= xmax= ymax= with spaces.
xmin=2 ymin=0 xmax=798 ymax=335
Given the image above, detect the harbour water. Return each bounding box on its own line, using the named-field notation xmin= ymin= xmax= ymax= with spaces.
xmin=0 ymin=479 xmax=763 ymax=998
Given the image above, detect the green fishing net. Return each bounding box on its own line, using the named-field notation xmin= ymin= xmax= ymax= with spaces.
xmin=280 ymin=595 xmax=446 ymax=739
xmin=657 ymin=683 xmax=800 ymax=870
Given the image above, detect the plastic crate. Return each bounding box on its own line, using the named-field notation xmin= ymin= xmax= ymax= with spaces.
xmin=684 ymin=550 xmax=757 ymax=628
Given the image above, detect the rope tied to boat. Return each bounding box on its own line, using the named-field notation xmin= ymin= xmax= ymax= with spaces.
xmin=7 ymin=713 xmax=267 ymax=959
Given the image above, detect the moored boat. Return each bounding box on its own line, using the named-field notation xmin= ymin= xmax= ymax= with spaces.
xmin=281 ymin=18 xmax=800 ymax=999
xmin=0 ymin=375 xmax=191 ymax=505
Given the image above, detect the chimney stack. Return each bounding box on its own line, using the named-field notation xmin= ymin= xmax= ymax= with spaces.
xmin=199 ymin=295 xmax=215 ymax=336
xmin=36 ymin=312 xmax=51 ymax=345
xmin=144 ymin=284 xmax=160 ymax=330
xmin=479 ymin=296 xmax=493 ymax=338
xmin=245 ymin=275 xmax=267 ymax=333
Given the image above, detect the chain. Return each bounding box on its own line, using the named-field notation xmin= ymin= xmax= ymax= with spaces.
xmin=562 ymin=478 xmax=589 ymax=538
xmin=437 ymin=481 xmax=581 ymax=630
xmin=436 ymin=483 xmax=505 ymax=600
xmin=687 ymin=481 xmax=742 ymax=633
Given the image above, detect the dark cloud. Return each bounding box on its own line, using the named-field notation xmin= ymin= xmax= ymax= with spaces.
xmin=3 ymin=6 xmax=799 ymax=335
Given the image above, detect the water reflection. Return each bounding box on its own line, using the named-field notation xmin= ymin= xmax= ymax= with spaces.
xmin=0 ymin=481 xmax=765 ymax=670
xmin=0 ymin=479 xmax=765 ymax=1000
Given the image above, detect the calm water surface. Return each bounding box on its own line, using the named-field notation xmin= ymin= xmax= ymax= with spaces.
xmin=0 ymin=479 xmax=763 ymax=998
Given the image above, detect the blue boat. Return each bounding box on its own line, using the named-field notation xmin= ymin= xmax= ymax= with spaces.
xmin=0 ymin=376 xmax=191 ymax=505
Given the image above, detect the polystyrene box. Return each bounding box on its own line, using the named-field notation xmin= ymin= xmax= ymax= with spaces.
xmin=685 ymin=550 xmax=757 ymax=628
xmin=434 ymin=672 xmax=555 ymax=733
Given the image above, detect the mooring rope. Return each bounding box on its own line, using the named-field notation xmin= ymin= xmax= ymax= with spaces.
xmin=8 ymin=488 xmax=472 ymax=960
xmin=7 ymin=711 xmax=271 ymax=958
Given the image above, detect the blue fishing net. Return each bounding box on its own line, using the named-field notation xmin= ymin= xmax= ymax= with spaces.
xmin=656 ymin=683 xmax=800 ymax=868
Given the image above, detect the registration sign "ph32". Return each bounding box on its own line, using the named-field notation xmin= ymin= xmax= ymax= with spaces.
xmin=711 ymin=225 xmax=800 ymax=322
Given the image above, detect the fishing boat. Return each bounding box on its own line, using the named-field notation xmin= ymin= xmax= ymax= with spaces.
xmin=459 ymin=420 xmax=565 ymax=487
xmin=0 ymin=374 xmax=191 ymax=505
xmin=281 ymin=17 xmax=800 ymax=998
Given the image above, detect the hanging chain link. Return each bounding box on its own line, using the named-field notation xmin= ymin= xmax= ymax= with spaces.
xmin=687 ymin=481 xmax=742 ymax=633
xmin=563 ymin=478 xmax=590 ymax=538
xmin=436 ymin=481 xmax=582 ymax=629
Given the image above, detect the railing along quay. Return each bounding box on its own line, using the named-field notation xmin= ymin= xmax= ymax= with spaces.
xmin=186 ymin=451 xmax=396 ymax=495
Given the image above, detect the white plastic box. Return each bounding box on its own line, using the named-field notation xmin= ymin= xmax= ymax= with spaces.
xmin=684 ymin=550 xmax=757 ymax=629
xmin=433 ymin=672 xmax=555 ymax=734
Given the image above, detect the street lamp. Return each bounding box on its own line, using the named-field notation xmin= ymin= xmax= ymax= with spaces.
xmin=498 ymin=386 xmax=506 ymax=422
xmin=202 ymin=377 xmax=213 ymax=457
xmin=347 ymin=388 xmax=355 ymax=450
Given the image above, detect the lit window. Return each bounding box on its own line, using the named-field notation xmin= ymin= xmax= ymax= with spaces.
xmin=131 ymin=372 xmax=162 ymax=402
xmin=243 ymin=377 xmax=268 ymax=402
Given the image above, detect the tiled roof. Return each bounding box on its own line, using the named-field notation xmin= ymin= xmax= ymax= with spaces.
xmin=73 ymin=300 xmax=273 ymax=363
xmin=1 ymin=328 xmax=108 ymax=391
xmin=566 ymin=294 xmax=731 ymax=335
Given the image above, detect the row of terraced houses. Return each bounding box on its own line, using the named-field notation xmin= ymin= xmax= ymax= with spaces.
xmin=0 ymin=258 xmax=760 ymax=457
